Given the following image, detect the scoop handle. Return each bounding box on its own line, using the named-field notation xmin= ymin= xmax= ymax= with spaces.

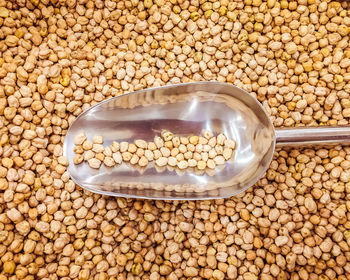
xmin=275 ymin=126 xmax=350 ymax=147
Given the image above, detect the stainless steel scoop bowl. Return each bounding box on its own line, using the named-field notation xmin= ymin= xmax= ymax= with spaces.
xmin=63 ymin=82 xmax=350 ymax=200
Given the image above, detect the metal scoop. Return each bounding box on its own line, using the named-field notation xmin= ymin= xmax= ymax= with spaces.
xmin=63 ymin=82 xmax=350 ymax=200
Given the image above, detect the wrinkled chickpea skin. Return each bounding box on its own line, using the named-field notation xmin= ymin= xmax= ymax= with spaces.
xmin=74 ymin=131 xmax=235 ymax=174
xmin=0 ymin=0 xmax=350 ymax=279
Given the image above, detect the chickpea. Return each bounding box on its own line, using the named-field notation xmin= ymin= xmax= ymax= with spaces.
xmin=2 ymin=1 xmax=350 ymax=280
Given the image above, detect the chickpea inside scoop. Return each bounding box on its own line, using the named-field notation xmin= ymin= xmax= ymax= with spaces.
xmin=73 ymin=130 xmax=236 ymax=172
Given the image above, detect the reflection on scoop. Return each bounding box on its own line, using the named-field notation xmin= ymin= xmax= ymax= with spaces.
xmin=63 ymin=82 xmax=276 ymax=200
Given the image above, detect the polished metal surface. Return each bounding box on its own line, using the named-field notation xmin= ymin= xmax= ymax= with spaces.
xmin=63 ymin=82 xmax=275 ymax=199
xmin=275 ymin=126 xmax=350 ymax=147
xmin=63 ymin=82 xmax=350 ymax=200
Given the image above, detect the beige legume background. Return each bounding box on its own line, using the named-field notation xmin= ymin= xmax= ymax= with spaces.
xmin=0 ymin=0 xmax=350 ymax=279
